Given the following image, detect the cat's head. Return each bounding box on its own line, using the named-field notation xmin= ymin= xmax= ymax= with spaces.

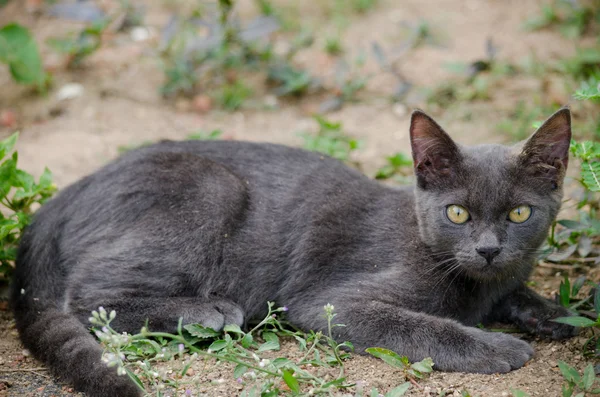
xmin=410 ymin=108 xmax=571 ymax=281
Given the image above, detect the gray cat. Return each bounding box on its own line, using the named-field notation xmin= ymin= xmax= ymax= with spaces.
xmin=11 ymin=108 xmax=576 ymax=397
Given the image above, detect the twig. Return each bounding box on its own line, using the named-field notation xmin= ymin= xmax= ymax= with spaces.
xmin=0 ymin=367 xmax=50 ymax=378
xmin=538 ymin=261 xmax=582 ymax=270
xmin=408 ymin=377 xmax=422 ymax=390
xmin=0 ymin=367 xmax=47 ymax=372
xmin=563 ymin=257 xmax=599 ymax=263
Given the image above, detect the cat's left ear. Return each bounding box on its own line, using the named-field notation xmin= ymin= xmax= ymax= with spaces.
xmin=410 ymin=110 xmax=462 ymax=189
xmin=519 ymin=107 xmax=572 ymax=186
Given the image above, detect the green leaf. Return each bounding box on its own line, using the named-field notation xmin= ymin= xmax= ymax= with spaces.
xmin=234 ymin=364 xmax=248 ymax=379
xmin=183 ymin=324 xmax=220 ymax=339
xmin=124 ymin=367 xmax=145 ymax=390
xmin=512 ymin=390 xmax=531 ymax=397
xmin=572 ymin=276 xmax=586 ymax=296
xmin=562 ymin=382 xmax=574 ymax=397
xmin=223 ymin=324 xmax=244 ymax=335
xmin=46 ymin=23 xmax=104 ymax=66
xmin=38 ymin=167 xmax=54 ymax=189
xmin=208 ymin=339 xmax=227 ymax=352
xmin=271 ymin=357 xmax=292 ymax=368
xmin=187 ymin=129 xmax=223 ymax=140
xmin=320 ymin=377 xmax=348 ymax=388
xmin=0 ymin=132 xmax=18 ymax=161
xmin=560 ymin=276 xmax=571 ymax=307
xmin=552 ymin=316 xmax=596 ymax=327
xmin=0 ymin=218 xmax=19 ymax=240
xmin=14 ymin=169 xmax=34 ymax=190
xmin=241 ymin=333 xmax=254 ymax=348
xmin=582 ymin=364 xmax=595 ymax=391
xmin=558 ymin=360 xmax=582 ymax=384
xmin=282 ymin=370 xmax=300 ymax=394
xmin=571 ymin=141 xmax=600 ymax=161
xmin=261 ymin=386 xmax=280 ymax=396
xmin=581 ymin=160 xmax=600 ymax=192
xmin=293 ymin=335 xmax=307 ymax=350
xmin=258 ymin=332 xmax=280 ymax=352
xmin=410 ymin=357 xmax=434 ymax=374
xmin=0 ymin=23 xmax=47 ymax=87
xmin=385 ymin=382 xmax=411 ymax=397
xmin=388 ymin=153 xmax=413 ymax=167
xmin=574 ymin=77 xmax=600 ymax=101
xmin=365 ymin=347 xmax=407 ymax=370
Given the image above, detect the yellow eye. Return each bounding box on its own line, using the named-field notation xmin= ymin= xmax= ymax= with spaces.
xmin=446 ymin=205 xmax=470 ymax=224
xmin=509 ymin=205 xmax=532 ymax=223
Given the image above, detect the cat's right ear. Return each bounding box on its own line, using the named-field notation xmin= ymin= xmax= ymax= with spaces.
xmin=518 ymin=107 xmax=572 ymax=188
xmin=410 ymin=110 xmax=461 ymax=189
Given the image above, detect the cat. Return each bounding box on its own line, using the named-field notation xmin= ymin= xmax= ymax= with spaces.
xmin=11 ymin=108 xmax=576 ymax=397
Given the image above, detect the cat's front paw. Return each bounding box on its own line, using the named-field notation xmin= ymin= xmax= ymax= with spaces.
xmin=440 ymin=329 xmax=534 ymax=374
xmin=534 ymin=312 xmax=579 ymax=340
xmin=518 ymin=304 xmax=578 ymax=340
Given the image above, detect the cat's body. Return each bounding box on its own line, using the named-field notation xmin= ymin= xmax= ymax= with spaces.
xmin=12 ymin=110 xmax=576 ymax=396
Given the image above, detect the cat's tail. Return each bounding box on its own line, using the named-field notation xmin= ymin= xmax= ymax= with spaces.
xmin=11 ymin=304 xmax=141 ymax=397
xmin=10 ymin=221 xmax=141 ymax=397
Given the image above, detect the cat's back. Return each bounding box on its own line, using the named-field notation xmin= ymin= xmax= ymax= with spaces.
xmin=128 ymin=139 xmax=363 ymax=186
xmin=26 ymin=139 xmax=391 ymax=254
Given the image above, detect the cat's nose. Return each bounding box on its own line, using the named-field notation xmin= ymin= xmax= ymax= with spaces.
xmin=476 ymin=246 xmax=501 ymax=264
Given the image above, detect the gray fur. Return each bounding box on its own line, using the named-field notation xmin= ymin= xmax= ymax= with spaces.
xmin=11 ymin=109 xmax=576 ymax=396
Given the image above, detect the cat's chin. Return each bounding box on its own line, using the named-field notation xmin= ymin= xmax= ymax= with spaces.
xmin=461 ymin=261 xmax=511 ymax=281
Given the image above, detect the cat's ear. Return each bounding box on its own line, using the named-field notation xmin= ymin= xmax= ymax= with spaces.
xmin=410 ymin=110 xmax=461 ymax=188
xmin=519 ymin=107 xmax=571 ymax=187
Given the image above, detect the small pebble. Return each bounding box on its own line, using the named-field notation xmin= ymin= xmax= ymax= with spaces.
xmin=392 ymin=103 xmax=408 ymax=118
xmin=192 ymin=95 xmax=213 ymax=114
xmin=56 ymin=83 xmax=84 ymax=101
xmin=130 ymin=27 xmax=150 ymax=42
xmin=264 ymin=95 xmax=278 ymax=108
xmin=0 ymin=110 xmax=17 ymax=128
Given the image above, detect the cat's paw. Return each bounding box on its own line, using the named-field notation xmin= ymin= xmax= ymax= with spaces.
xmin=450 ymin=329 xmax=534 ymax=374
xmin=182 ymin=300 xmax=244 ymax=331
xmin=533 ymin=312 xmax=579 ymax=340
xmin=518 ymin=304 xmax=578 ymax=340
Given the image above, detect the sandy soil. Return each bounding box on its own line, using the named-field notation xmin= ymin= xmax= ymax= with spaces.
xmin=0 ymin=0 xmax=597 ymax=396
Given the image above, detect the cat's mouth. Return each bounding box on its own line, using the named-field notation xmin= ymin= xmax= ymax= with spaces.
xmin=459 ymin=256 xmax=510 ymax=280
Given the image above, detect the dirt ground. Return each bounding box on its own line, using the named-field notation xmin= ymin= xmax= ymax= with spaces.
xmin=0 ymin=0 xmax=598 ymax=396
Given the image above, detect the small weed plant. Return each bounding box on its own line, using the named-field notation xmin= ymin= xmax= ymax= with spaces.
xmin=92 ymin=302 xmax=432 ymax=396
xmin=47 ymin=1 xmax=142 ymax=68
xmin=47 ymin=20 xmax=109 ymax=68
xmin=158 ymin=0 xmax=316 ymax=106
xmin=515 ymin=359 xmax=600 ymax=397
xmin=374 ymin=153 xmax=413 ymax=184
xmin=523 ymin=0 xmax=600 ymax=38
xmin=299 ymin=116 xmax=361 ymax=164
xmin=540 ymin=83 xmax=599 ymax=264
xmin=0 ymin=133 xmax=56 ymax=283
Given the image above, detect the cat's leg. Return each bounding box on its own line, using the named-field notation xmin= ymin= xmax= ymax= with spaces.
xmin=486 ymin=285 xmax=577 ymax=340
xmin=69 ymin=297 xmax=244 ymax=334
xmin=286 ymin=296 xmax=533 ymax=374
